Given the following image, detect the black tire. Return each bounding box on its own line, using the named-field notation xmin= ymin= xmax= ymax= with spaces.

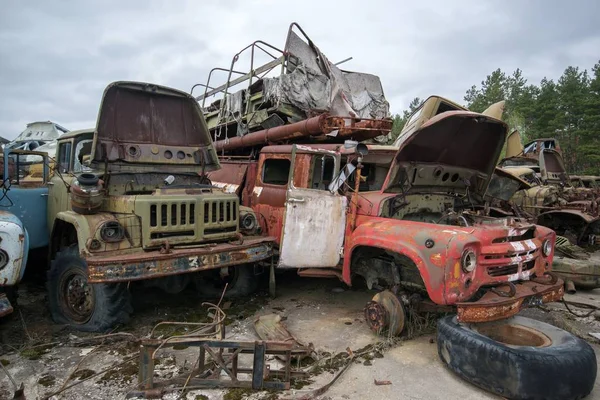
xmin=77 ymin=173 xmax=99 ymax=186
xmin=194 ymin=264 xmax=258 ymax=299
xmin=437 ymin=315 xmax=597 ymax=400
xmin=47 ymin=245 xmax=132 ymax=332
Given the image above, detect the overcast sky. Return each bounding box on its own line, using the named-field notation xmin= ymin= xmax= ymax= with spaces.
xmin=1 ymin=0 xmax=599 ymax=139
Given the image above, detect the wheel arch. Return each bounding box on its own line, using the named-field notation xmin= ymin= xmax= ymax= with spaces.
xmin=49 ymin=211 xmax=97 ymax=260
xmin=344 ymin=239 xmax=444 ymax=304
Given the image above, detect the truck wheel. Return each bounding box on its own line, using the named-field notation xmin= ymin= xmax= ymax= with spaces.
xmin=437 ymin=315 xmax=596 ymax=400
xmin=194 ymin=264 xmax=258 ymax=299
xmin=47 ymin=245 xmax=132 ymax=332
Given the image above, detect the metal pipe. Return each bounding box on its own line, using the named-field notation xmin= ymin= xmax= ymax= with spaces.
xmin=565 ymin=280 xmax=576 ymax=294
xmin=349 ymin=158 xmax=363 ymax=232
xmin=214 ymin=114 xmax=337 ymax=152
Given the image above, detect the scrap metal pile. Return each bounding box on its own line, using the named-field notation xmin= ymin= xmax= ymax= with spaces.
xmin=497 ymin=132 xmax=600 ymax=292
xmin=192 ymin=22 xmax=393 ymax=155
xmin=1 ymin=21 xmax=599 ymax=400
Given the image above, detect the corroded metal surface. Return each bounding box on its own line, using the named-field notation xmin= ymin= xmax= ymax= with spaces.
xmin=553 ymin=252 xmax=600 ymax=289
xmin=343 ymin=215 xmax=556 ymax=307
xmin=365 ymin=290 xmax=405 ymax=335
xmin=86 ymin=237 xmax=273 ymax=283
xmin=456 ymin=277 xmax=564 ymax=323
xmin=94 ymin=82 xmax=219 ymax=169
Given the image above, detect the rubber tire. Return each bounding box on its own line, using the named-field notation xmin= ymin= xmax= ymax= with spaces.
xmin=47 ymin=245 xmax=132 ymax=332
xmin=437 ymin=315 xmax=597 ymax=400
xmin=195 ymin=264 xmax=259 ymax=299
xmin=77 ymin=173 xmax=99 ymax=186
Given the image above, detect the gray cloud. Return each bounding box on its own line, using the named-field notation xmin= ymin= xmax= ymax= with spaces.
xmin=1 ymin=0 xmax=598 ymax=139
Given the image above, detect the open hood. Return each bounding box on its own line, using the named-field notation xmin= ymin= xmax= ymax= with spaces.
xmin=383 ymin=111 xmax=506 ymax=197
xmin=505 ymin=130 xmax=524 ymax=158
xmin=539 ymin=148 xmax=569 ymax=184
xmin=92 ymin=81 xmax=219 ymax=170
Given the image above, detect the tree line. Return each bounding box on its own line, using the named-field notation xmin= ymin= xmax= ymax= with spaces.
xmin=389 ymin=60 xmax=600 ymax=175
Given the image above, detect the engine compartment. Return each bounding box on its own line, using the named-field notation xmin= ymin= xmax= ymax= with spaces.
xmin=380 ymin=193 xmax=503 ymax=227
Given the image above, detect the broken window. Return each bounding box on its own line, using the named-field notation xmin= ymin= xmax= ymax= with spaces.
xmin=73 ymin=139 xmax=93 ymax=173
xmin=310 ymin=155 xmax=335 ymax=190
xmin=262 ymin=158 xmax=290 ymax=185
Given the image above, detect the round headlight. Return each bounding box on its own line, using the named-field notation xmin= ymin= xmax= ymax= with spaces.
xmin=542 ymin=239 xmax=552 ymax=257
xmin=100 ymin=221 xmax=125 ymax=242
xmin=241 ymin=213 xmax=257 ymax=231
xmin=461 ymin=249 xmax=477 ymax=273
xmin=0 ymin=249 xmax=9 ymax=270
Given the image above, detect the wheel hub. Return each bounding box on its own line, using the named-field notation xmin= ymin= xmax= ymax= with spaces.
xmin=364 ymin=290 xmax=406 ymax=336
xmin=62 ymin=270 xmax=94 ymax=323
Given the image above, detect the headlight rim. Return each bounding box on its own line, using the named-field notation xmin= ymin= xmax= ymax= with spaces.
xmin=240 ymin=213 xmax=257 ymax=232
xmin=461 ymin=248 xmax=477 ymax=273
xmin=542 ymin=239 xmax=552 ymax=257
xmin=99 ymin=221 xmax=125 ymax=243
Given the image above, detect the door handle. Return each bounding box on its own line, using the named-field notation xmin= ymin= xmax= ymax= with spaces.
xmin=288 ymin=198 xmax=305 ymax=203
xmin=40 ymin=193 xmax=48 ymax=197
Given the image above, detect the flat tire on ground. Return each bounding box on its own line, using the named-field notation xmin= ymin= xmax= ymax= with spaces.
xmin=47 ymin=245 xmax=132 ymax=332
xmin=437 ymin=315 xmax=597 ymax=400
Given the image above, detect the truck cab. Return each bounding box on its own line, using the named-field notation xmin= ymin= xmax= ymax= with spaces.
xmin=0 ymin=148 xmax=49 ymax=317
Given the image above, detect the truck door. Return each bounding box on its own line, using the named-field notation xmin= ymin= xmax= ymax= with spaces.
xmin=278 ymin=145 xmax=346 ymax=268
xmin=47 ymin=140 xmax=72 ymax=233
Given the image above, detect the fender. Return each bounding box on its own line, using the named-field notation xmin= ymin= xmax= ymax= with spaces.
xmin=343 ymin=216 xmax=472 ymax=304
xmin=53 ymin=211 xmax=126 ymax=256
xmin=0 ymin=212 xmax=29 ymax=287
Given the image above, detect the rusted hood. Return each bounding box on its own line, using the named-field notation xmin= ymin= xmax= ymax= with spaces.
xmin=383 ymin=111 xmax=506 ymax=196
xmin=92 ymin=81 xmax=219 ymax=170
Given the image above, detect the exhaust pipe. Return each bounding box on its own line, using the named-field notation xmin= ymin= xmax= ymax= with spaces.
xmin=565 ymin=280 xmax=576 ymax=295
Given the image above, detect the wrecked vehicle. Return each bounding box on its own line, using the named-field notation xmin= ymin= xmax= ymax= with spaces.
xmin=500 ymin=132 xmax=596 ymax=202
xmin=498 ymin=132 xmax=600 ymax=292
xmin=571 ymin=174 xmax=600 ymax=189
xmin=42 ymin=82 xmax=273 ymax=332
xmin=210 ymin=111 xmax=563 ymax=330
xmin=390 ymin=95 xmax=505 ymax=146
xmin=193 ymin=23 xmax=392 ymax=145
xmin=197 ymin=22 xmax=561 ymax=330
xmin=209 ymin=108 xmax=597 ymax=399
xmin=0 ymin=148 xmax=50 ymax=317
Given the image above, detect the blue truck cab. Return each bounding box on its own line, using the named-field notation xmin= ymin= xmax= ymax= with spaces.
xmin=0 ymin=148 xmax=49 ymax=316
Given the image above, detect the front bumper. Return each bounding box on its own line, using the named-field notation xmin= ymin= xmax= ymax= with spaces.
xmin=456 ymin=275 xmax=564 ymax=323
xmin=86 ymin=237 xmax=274 ymax=283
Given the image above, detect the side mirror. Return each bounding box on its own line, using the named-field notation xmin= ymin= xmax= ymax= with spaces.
xmin=356 ymin=143 xmax=368 ymax=157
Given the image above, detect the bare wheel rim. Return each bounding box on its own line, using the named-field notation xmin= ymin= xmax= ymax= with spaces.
xmin=58 ymin=266 xmax=95 ymax=324
xmin=365 ymin=290 xmax=405 ymax=335
xmin=474 ymin=323 xmax=552 ymax=347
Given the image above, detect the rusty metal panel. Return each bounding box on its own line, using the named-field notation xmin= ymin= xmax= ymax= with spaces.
xmin=85 ymin=237 xmax=273 ymax=283
xmin=279 ymin=188 xmax=347 ymax=268
xmin=456 ymin=278 xmax=564 ymax=323
xmin=93 ymin=81 xmax=219 ymax=169
xmin=209 ymin=162 xmax=248 ymax=195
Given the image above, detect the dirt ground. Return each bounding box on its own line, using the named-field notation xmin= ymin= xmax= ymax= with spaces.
xmin=2 ymin=271 xmax=600 ymax=400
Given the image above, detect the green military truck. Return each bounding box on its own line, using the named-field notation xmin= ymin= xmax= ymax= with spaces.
xmin=45 ymin=81 xmax=273 ymax=331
